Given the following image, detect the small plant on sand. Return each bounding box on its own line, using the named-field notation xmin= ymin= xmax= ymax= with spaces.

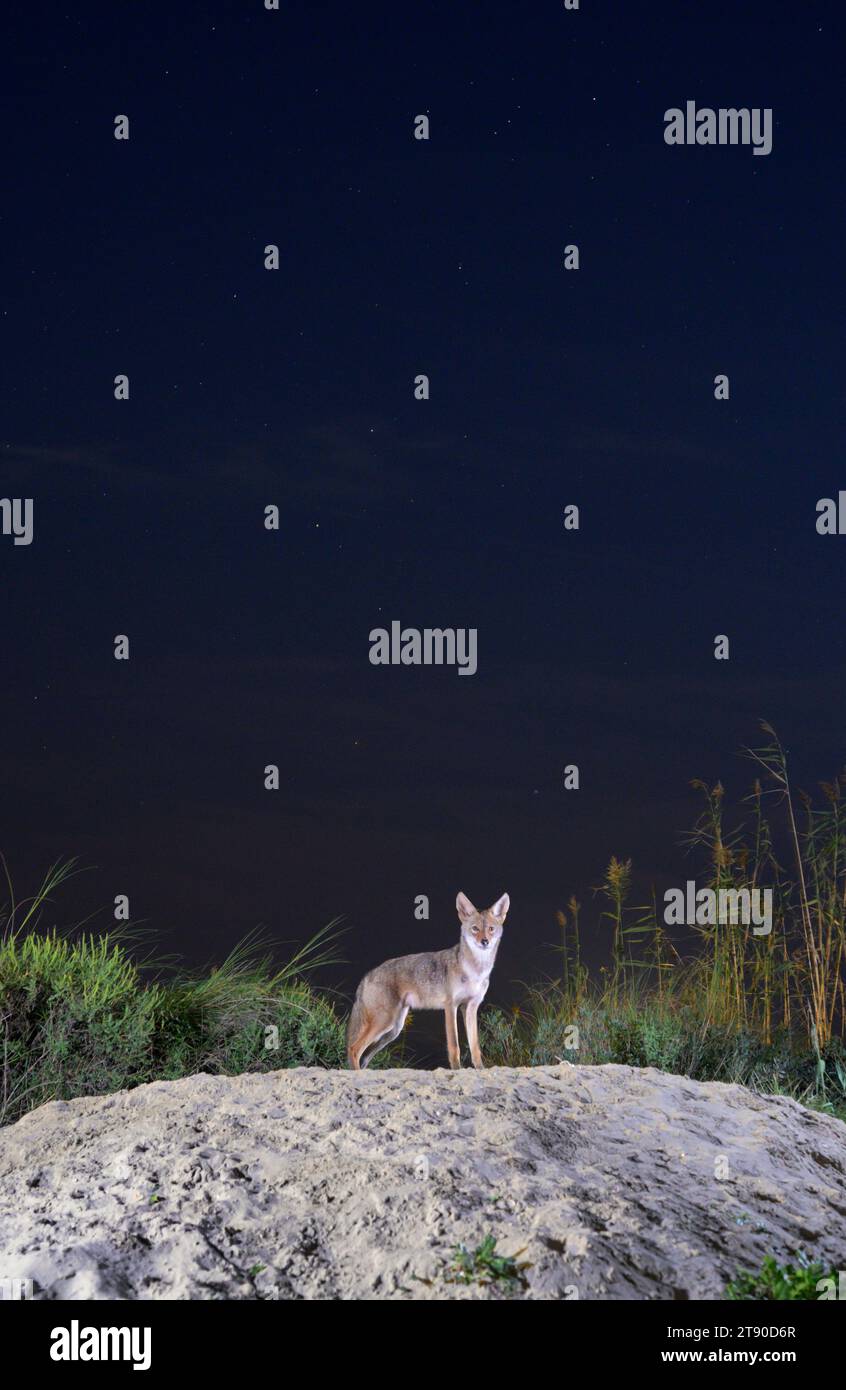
xmin=725 ymin=1254 xmax=835 ymax=1300
xmin=447 ymin=1234 xmax=526 ymax=1289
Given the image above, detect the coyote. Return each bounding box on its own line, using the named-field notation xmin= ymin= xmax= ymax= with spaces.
xmin=346 ymin=892 xmax=509 ymax=1070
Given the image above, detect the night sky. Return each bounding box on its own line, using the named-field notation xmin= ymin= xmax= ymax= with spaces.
xmin=3 ymin=1 xmax=845 ymax=1016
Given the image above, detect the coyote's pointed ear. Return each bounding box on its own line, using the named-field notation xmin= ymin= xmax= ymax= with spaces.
xmin=490 ymin=893 xmax=510 ymax=920
xmin=456 ymin=892 xmax=478 ymax=920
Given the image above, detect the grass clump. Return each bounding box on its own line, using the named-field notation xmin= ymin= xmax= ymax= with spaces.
xmin=479 ymin=990 xmax=846 ymax=1116
xmin=481 ymin=725 xmax=846 ymax=1118
xmin=0 ymin=860 xmax=349 ymax=1126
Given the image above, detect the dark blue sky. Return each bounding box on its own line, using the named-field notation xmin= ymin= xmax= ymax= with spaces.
xmin=2 ymin=0 xmax=845 ymax=1005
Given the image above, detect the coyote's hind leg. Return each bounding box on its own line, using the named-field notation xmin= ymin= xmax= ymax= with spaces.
xmin=347 ymin=1005 xmax=380 ymax=1071
xmin=359 ymin=1003 xmax=408 ymax=1069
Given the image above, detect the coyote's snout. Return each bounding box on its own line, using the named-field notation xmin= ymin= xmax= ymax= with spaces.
xmin=346 ymin=892 xmax=509 ymax=1070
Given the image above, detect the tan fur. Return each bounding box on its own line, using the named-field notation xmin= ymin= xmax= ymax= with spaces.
xmin=346 ymin=892 xmax=510 ymax=1070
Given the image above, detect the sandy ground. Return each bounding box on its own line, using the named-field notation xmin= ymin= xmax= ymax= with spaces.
xmin=1 ymin=1062 xmax=845 ymax=1300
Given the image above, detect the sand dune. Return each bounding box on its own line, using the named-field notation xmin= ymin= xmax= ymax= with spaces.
xmin=2 ymin=1063 xmax=845 ymax=1300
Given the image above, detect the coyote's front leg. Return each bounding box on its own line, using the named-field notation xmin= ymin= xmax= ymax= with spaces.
xmin=463 ymin=999 xmax=484 ymax=1069
xmin=444 ymin=1002 xmax=461 ymax=1069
